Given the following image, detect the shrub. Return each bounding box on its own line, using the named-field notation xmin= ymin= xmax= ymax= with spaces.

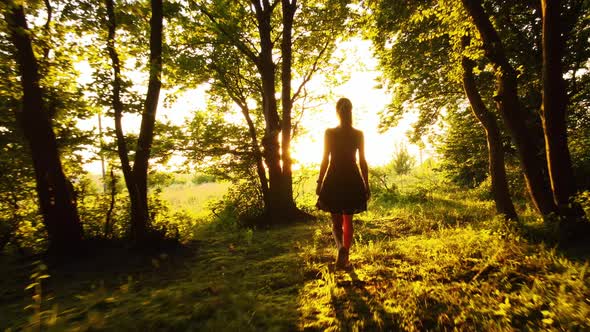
xmin=191 ymin=173 xmax=217 ymax=185
xmin=209 ymin=178 xmax=264 ymax=227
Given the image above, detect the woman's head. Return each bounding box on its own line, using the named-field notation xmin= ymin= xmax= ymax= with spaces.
xmin=336 ymin=98 xmax=353 ymax=127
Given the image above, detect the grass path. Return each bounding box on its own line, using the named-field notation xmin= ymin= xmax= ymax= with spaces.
xmin=2 ymin=206 xmax=590 ymax=331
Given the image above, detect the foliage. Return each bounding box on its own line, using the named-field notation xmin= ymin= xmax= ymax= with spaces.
xmin=362 ymin=0 xmax=469 ymax=142
xmin=435 ymin=107 xmax=489 ymax=187
xmin=363 ymin=0 xmax=590 ymax=200
xmin=291 ymin=166 xmax=321 ymax=213
xmin=367 ymin=161 xmax=447 ymax=211
xmin=391 ymin=142 xmax=416 ymax=175
xmin=191 ymin=173 xmax=217 ymax=185
xmin=368 ymin=164 xmax=399 ymax=203
xmin=181 ymin=103 xmax=258 ymax=182
xmin=569 ymin=106 xmax=590 ymax=190
xmin=574 ymin=191 xmax=590 ymax=217
xmin=209 ymin=177 xmax=265 ymax=227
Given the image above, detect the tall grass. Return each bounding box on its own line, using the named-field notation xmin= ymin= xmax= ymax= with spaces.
xmin=159 ymin=182 xmax=230 ymax=218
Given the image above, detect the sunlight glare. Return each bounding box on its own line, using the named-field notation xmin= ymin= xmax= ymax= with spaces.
xmin=290 ymin=39 xmax=422 ymax=169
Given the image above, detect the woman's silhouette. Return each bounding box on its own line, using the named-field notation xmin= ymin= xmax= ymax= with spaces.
xmin=316 ymin=98 xmax=370 ymax=269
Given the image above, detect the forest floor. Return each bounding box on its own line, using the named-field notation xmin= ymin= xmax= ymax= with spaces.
xmin=1 ymin=189 xmax=590 ymax=331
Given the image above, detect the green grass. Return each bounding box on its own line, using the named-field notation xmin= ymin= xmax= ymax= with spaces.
xmin=159 ymin=182 xmax=230 ymax=218
xmin=2 ymin=178 xmax=590 ymax=331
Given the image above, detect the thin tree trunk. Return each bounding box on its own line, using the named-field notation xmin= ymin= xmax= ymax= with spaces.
xmin=210 ymin=61 xmax=271 ymax=209
xmin=130 ymin=0 xmax=163 ymax=240
xmin=104 ymin=167 xmax=117 ymax=238
xmin=462 ymin=0 xmax=558 ymax=217
xmin=104 ymin=0 xmax=143 ymax=239
xmin=462 ymin=53 xmax=518 ymax=220
xmin=540 ymin=0 xmax=579 ymax=211
xmin=4 ymin=0 xmax=83 ymax=253
xmin=97 ymin=111 xmax=107 ymax=192
xmin=42 ymin=0 xmax=52 ymax=60
xmin=240 ymin=107 xmax=270 ymax=208
xmin=280 ymin=0 xmax=297 ymax=211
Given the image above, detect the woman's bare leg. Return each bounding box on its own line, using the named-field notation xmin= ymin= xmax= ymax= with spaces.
xmin=342 ymin=214 xmax=353 ymax=249
xmin=342 ymin=214 xmax=353 ymax=265
xmin=330 ymin=213 xmax=343 ymax=249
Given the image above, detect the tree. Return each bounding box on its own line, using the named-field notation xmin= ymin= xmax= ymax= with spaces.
xmin=436 ymin=107 xmax=490 ymax=188
xmin=102 ymin=0 xmax=163 ymax=241
xmin=171 ymin=0 xmax=350 ymax=223
xmin=461 ymin=37 xmax=517 ymax=220
xmin=461 ymin=0 xmax=590 ymax=228
xmin=391 ymin=142 xmax=415 ymax=176
xmin=461 ymin=0 xmax=557 ymax=217
xmin=2 ymin=0 xmax=83 ymax=253
xmin=364 ymin=0 xmax=518 ymax=219
xmin=539 ymin=0 xmax=577 ymax=213
xmin=280 ymin=0 xmax=297 ymax=209
xmin=250 ymin=0 xmax=286 ymax=219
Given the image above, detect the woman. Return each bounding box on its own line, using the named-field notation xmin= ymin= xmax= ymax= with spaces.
xmin=316 ymin=98 xmax=370 ymax=269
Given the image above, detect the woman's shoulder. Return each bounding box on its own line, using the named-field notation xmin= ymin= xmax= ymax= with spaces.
xmin=325 ymin=127 xmax=339 ymax=134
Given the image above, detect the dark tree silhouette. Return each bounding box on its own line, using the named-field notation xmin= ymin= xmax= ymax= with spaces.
xmin=3 ymin=0 xmax=83 ymax=253
xmin=539 ymin=0 xmax=585 ymax=223
xmin=461 ymin=42 xmax=518 ymax=221
xmin=104 ymin=0 xmax=163 ymax=242
xmin=462 ymin=0 xmax=558 ymax=217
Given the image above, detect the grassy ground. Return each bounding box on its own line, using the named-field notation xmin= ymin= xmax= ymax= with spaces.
xmin=159 ymin=182 xmax=230 ymax=217
xmin=1 ymin=181 xmax=590 ymax=331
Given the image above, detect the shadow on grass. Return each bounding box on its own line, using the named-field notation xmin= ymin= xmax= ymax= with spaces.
xmin=1 ymin=223 xmax=317 ymax=331
xmin=330 ymin=267 xmax=390 ymax=331
xmin=0 ymin=239 xmax=198 ymax=330
xmin=517 ymin=216 xmax=590 ymax=262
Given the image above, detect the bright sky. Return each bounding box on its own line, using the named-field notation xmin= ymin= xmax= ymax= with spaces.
xmin=290 ymin=39 xmax=422 ymax=168
xmin=78 ymin=39 xmax=430 ymax=174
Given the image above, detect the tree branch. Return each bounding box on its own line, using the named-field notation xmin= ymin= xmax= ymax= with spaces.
xmin=292 ymin=38 xmax=331 ymax=102
xmin=199 ymin=5 xmax=260 ymax=64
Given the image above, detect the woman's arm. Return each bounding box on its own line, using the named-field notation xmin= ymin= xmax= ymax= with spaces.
xmin=316 ymin=130 xmax=330 ymax=195
xmin=358 ymin=131 xmax=370 ymax=199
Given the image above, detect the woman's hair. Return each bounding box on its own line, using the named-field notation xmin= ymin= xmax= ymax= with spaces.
xmin=336 ymin=98 xmax=353 ymax=127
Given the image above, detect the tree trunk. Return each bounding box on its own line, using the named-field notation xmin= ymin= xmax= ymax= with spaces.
xmin=4 ymin=0 xmax=83 ymax=253
xmin=130 ymin=0 xmax=163 ymax=240
xmin=240 ymin=106 xmax=270 ymax=208
xmin=462 ymin=53 xmax=518 ymax=220
xmin=540 ymin=0 xmax=583 ymax=219
xmin=252 ymin=1 xmax=287 ymax=220
xmin=280 ymin=0 xmax=297 ymax=211
xmin=105 ymin=0 xmax=163 ymax=240
xmin=105 ymin=0 xmax=144 ymax=240
xmin=462 ymin=0 xmax=558 ymax=217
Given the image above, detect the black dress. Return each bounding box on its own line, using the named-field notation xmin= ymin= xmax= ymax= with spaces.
xmin=316 ymin=127 xmax=368 ymax=214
